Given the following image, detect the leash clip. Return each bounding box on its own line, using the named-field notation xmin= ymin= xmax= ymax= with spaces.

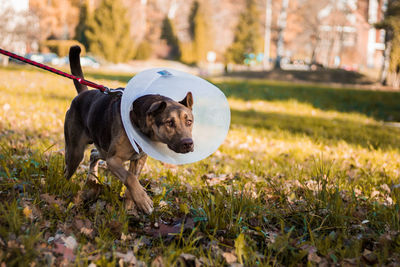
xmin=104 ymin=87 xmax=124 ymax=96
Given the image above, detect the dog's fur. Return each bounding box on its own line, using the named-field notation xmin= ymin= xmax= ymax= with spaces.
xmin=64 ymin=46 xmax=194 ymax=214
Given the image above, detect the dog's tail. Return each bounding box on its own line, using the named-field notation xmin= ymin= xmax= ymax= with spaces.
xmin=69 ymin=46 xmax=87 ymax=94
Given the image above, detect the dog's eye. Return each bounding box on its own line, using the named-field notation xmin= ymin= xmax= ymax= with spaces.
xmin=186 ymin=120 xmax=192 ymax=126
xmin=166 ymin=120 xmax=175 ymax=127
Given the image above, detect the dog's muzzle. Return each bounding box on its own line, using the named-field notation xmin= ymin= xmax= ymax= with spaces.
xmin=168 ymin=138 xmax=194 ymax=153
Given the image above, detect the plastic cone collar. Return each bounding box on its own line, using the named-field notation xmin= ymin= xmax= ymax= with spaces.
xmin=120 ymin=68 xmax=230 ymax=165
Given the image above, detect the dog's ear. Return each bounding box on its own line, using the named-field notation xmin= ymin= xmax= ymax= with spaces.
xmin=179 ymin=92 xmax=193 ymax=110
xmin=147 ymin=101 xmax=167 ymax=116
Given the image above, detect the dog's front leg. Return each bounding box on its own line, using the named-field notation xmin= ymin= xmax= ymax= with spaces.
xmin=106 ymin=156 xmax=153 ymax=214
xmin=125 ymin=155 xmax=148 ymax=215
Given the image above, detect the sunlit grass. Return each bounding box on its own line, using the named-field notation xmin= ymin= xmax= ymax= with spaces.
xmin=1 ymin=66 xmax=400 ymax=265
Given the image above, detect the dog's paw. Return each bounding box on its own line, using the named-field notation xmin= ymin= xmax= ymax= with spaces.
xmin=132 ymin=187 xmax=153 ymax=214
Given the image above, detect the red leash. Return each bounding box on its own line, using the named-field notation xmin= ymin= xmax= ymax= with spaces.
xmin=0 ymin=48 xmax=123 ymax=95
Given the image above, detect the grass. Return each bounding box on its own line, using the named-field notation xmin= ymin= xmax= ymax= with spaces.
xmin=1 ymin=65 xmax=400 ymax=265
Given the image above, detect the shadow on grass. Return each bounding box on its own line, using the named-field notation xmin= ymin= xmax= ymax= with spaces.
xmin=217 ymin=81 xmax=400 ymax=122
xmin=231 ymin=108 xmax=400 ymax=150
xmin=224 ymin=68 xmax=374 ymax=84
xmin=85 ymin=72 xmax=133 ymax=83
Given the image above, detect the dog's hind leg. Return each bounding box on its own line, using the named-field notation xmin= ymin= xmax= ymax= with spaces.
xmin=75 ymin=148 xmax=103 ymax=204
xmin=88 ymin=149 xmax=101 ymax=182
xmin=64 ymin=114 xmax=89 ymax=180
xmin=64 ymin=138 xmax=87 ymax=180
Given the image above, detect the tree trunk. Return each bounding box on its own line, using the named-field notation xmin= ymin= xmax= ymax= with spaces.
xmin=274 ymin=0 xmax=289 ymax=69
xmin=263 ymin=0 xmax=272 ymax=70
xmin=2 ymin=56 xmax=9 ymax=67
xmin=380 ymin=38 xmax=392 ymax=86
xmin=393 ymin=72 xmax=400 ymax=89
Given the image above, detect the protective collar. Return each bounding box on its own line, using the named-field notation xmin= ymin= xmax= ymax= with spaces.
xmin=120 ymin=68 xmax=230 ymax=165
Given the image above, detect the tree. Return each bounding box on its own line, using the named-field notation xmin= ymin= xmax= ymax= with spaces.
xmin=30 ymin=0 xmax=79 ymax=41
xmin=188 ymin=1 xmax=211 ymax=63
xmin=160 ymin=16 xmax=181 ymax=60
xmin=274 ymin=0 xmax=289 ymax=69
xmin=75 ymin=1 xmax=89 ymax=49
xmin=85 ymin=0 xmax=135 ymax=63
xmin=188 ymin=1 xmax=200 ymax=40
xmin=294 ymin=0 xmax=354 ymax=68
xmin=293 ymin=0 xmax=329 ymax=64
xmin=226 ymin=0 xmax=262 ymax=64
xmin=376 ymin=0 xmax=400 ymax=86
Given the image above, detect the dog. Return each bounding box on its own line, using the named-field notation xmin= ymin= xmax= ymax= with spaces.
xmin=64 ymin=46 xmax=194 ymax=214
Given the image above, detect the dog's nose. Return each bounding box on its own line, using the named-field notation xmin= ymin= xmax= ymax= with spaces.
xmin=180 ymin=138 xmax=194 ymax=152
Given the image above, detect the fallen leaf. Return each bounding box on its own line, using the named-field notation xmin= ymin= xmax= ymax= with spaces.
xmin=203 ymin=173 xmax=234 ymax=186
xmin=302 ymin=245 xmax=321 ymax=264
xmin=180 ymin=253 xmax=196 ymax=261
xmin=61 ymin=236 xmax=77 ymax=250
xmin=40 ymin=193 xmax=65 ymax=207
xmin=81 ymin=227 xmax=94 ymax=238
xmin=23 ymin=206 xmax=33 ymax=219
xmin=87 ymin=254 xmax=101 ymax=261
xmin=115 ymin=251 xmax=137 ymax=265
xmin=371 ymin=190 xmax=380 ymax=199
xmin=108 ymin=220 xmax=123 ymax=236
xmin=74 ymin=218 xmax=95 ymax=238
xmin=362 ymin=249 xmax=377 ymax=265
xmin=53 ymin=243 xmax=75 ymax=261
xmin=151 ymin=185 xmax=163 ymax=195
xmin=73 ymin=218 xmax=84 ymax=229
xmin=223 ymin=252 xmax=237 ymax=264
xmin=121 ymin=233 xmax=136 ymax=241
xmin=178 ymin=253 xmax=199 ymax=266
xmin=151 ymin=256 xmax=165 ymax=267
xmin=308 ymin=252 xmax=321 ymax=264
xmin=151 ymin=223 xmax=181 ymax=237
xmin=149 ymin=218 xmax=194 ymax=237
xmin=381 ymin=184 xmax=391 ymax=194
xmin=158 ymin=201 xmax=168 ymax=208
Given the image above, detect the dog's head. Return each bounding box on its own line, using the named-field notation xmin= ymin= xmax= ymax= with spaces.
xmin=131 ymin=92 xmax=194 ymax=154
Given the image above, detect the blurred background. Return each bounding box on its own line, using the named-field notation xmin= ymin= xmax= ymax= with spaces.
xmin=0 ymin=0 xmax=399 ymax=87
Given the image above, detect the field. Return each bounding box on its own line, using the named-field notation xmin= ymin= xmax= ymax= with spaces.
xmin=1 ymin=66 xmax=400 ymax=266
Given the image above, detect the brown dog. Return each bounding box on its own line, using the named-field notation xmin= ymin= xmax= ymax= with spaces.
xmin=64 ymin=46 xmax=194 ymax=214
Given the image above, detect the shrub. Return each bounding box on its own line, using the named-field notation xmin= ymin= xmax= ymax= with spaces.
xmin=41 ymin=40 xmax=85 ymax=57
xmin=180 ymin=42 xmax=196 ymax=64
xmin=135 ymin=41 xmax=153 ymax=60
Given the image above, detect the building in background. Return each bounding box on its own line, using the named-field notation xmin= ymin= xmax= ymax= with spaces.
xmin=0 ymin=0 xmax=39 ymax=55
xmin=284 ymin=0 xmax=387 ymax=70
xmin=365 ymin=0 xmax=387 ymax=68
